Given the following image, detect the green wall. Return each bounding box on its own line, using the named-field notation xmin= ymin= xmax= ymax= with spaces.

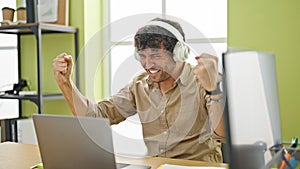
xmin=21 ymin=34 xmax=75 ymax=116
xmin=228 ymin=0 xmax=300 ymax=141
xmin=20 ymin=0 xmax=90 ymax=117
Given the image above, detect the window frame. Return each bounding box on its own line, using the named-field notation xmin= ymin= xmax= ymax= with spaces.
xmin=107 ymin=0 xmax=227 ymax=97
xmin=0 ymin=1 xmax=19 ymax=120
xmin=102 ymin=0 xmax=227 ymax=156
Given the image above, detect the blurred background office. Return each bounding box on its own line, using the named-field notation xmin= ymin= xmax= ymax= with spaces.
xmin=0 ymin=0 xmax=299 ymax=158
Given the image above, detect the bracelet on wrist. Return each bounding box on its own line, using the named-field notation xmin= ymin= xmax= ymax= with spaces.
xmin=206 ymin=81 xmax=223 ymax=95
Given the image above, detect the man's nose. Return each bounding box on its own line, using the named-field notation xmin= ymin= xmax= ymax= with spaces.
xmin=145 ymin=57 xmax=154 ymax=69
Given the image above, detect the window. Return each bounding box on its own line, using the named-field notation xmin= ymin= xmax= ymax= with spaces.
xmin=108 ymin=0 xmax=227 ymax=156
xmin=0 ymin=0 xmax=19 ymax=120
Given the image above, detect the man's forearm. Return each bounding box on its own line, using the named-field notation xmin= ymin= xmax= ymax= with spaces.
xmin=59 ymin=80 xmax=88 ymax=116
xmin=214 ymin=115 xmax=225 ymax=137
xmin=206 ymin=93 xmax=225 ymax=138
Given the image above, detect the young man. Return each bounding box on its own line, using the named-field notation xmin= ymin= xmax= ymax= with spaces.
xmin=52 ymin=18 xmax=225 ymax=162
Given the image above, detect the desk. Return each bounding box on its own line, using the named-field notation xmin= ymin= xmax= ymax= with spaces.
xmin=0 ymin=142 xmax=227 ymax=169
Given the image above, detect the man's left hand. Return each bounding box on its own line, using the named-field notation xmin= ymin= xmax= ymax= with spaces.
xmin=193 ymin=53 xmax=219 ymax=91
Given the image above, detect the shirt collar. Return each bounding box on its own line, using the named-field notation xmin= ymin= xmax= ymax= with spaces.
xmin=176 ymin=63 xmax=194 ymax=86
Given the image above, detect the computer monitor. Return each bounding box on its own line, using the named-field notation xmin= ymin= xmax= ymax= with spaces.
xmin=222 ymin=49 xmax=282 ymax=169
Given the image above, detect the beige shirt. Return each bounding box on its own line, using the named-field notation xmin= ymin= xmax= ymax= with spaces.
xmin=86 ymin=63 xmax=224 ymax=163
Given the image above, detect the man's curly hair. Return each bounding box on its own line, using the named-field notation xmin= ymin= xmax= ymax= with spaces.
xmin=134 ymin=18 xmax=185 ymax=55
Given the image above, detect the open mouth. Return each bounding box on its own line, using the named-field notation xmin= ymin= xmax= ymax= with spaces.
xmin=148 ymin=69 xmax=161 ymax=75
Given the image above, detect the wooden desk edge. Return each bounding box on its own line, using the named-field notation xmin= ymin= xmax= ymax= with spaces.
xmin=0 ymin=142 xmax=227 ymax=169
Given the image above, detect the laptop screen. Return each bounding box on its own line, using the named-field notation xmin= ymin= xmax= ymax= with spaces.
xmin=32 ymin=114 xmax=150 ymax=169
xmin=222 ymin=50 xmax=282 ymax=169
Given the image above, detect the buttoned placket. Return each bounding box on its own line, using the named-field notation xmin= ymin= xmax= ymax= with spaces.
xmin=158 ymin=100 xmax=168 ymax=156
xmin=158 ymin=85 xmax=177 ymax=157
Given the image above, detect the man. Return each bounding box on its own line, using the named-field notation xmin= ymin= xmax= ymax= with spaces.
xmin=52 ymin=18 xmax=225 ymax=162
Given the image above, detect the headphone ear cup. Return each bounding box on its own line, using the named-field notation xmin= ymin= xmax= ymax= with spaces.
xmin=173 ymin=42 xmax=190 ymax=62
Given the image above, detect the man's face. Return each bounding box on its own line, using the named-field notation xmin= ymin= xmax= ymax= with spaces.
xmin=137 ymin=48 xmax=176 ymax=82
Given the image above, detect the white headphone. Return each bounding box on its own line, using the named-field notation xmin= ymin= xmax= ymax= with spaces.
xmin=135 ymin=20 xmax=190 ymax=62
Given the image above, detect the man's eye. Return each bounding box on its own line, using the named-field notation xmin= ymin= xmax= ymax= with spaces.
xmin=152 ymin=55 xmax=161 ymax=59
xmin=139 ymin=55 xmax=146 ymax=59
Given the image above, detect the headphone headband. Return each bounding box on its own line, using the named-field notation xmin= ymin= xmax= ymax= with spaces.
xmin=145 ymin=20 xmax=184 ymax=42
xmin=135 ymin=20 xmax=189 ymax=62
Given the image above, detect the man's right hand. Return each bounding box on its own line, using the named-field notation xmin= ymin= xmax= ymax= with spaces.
xmin=52 ymin=53 xmax=73 ymax=86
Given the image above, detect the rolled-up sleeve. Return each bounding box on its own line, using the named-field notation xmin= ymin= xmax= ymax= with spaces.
xmin=86 ymin=99 xmax=102 ymax=118
xmin=85 ymin=82 xmax=138 ymax=125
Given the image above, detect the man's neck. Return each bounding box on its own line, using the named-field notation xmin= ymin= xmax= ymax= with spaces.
xmin=159 ymin=62 xmax=185 ymax=93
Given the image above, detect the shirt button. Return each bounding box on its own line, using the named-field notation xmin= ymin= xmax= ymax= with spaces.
xmin=163 ymin=131 xmax=167 ymax=135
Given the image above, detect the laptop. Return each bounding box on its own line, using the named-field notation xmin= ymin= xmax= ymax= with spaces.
xmin=32 ymin=114 xmax=150 ymax=169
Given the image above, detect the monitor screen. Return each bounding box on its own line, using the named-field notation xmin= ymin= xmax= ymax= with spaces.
xmin=223 ymin=49 xmax=282 ymax=169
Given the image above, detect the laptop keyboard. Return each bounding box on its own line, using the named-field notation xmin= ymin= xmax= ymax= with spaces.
xmin=116 ymin=162 xmax=151 ymax=169
xmin=116 ymin=163 xmax=130 ymax=168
